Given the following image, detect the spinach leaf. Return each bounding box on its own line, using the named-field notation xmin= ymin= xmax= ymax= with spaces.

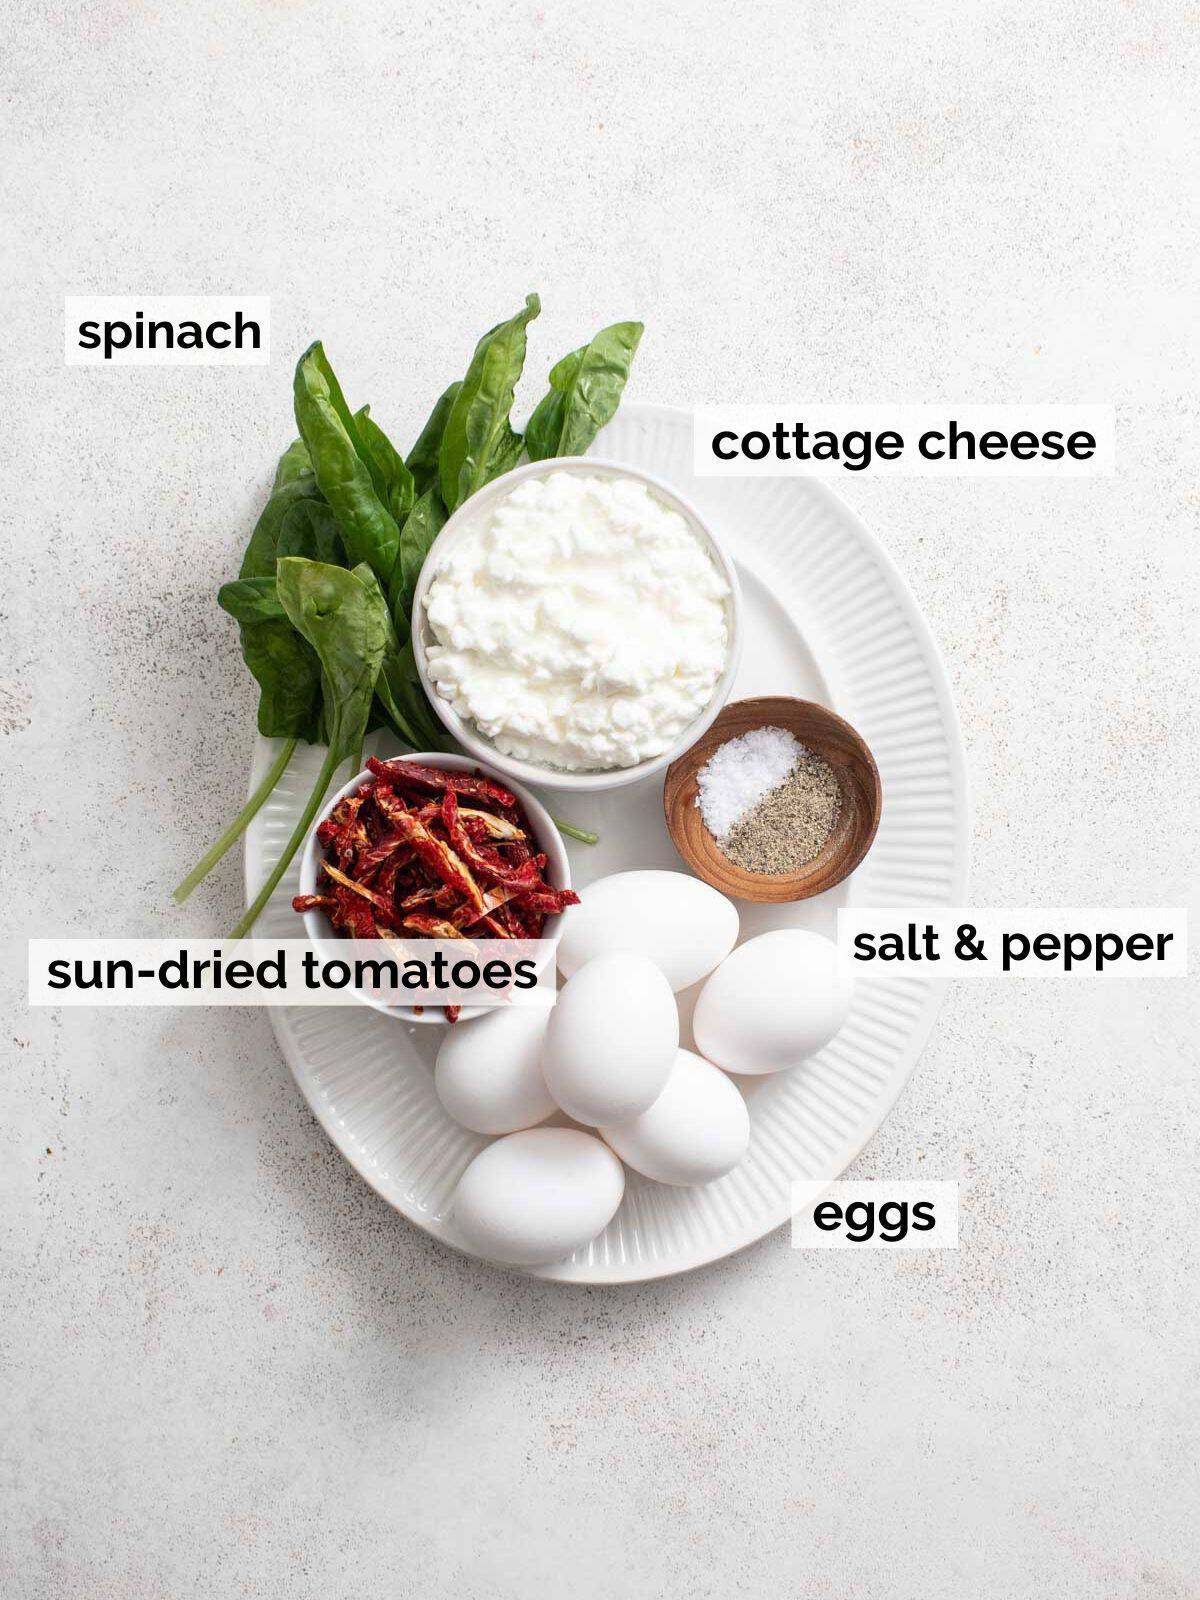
xmin=487 ymin=421 xmax=526 ymax=481
xmin=217 ymin=572 xmax=323 ymax=741
xmin=355 ymin=405 xmax=416 ymax=525
xmin=275 ymin=558 xmax=388 ymax=760
xmin=439 ymin=293 xmax=540 ymax=510
xmin=217 ymin=576 xmax=287 ymax=624
xmin=275 ymin=498 xmax=345 ymax=565
xmin=230 ymin=559 xmax=389 ymax=938
xmin=293 ymin=345 xmax=401 ymax=584
xmin=300 ymin=343 xmax=386 ymax=499
xmin=240 ymin=617 xmax=323 ymax=740
xmin=392 ymin=635 xmax=444 ymax=750
xmin=238 ymin=440 xmax=322 ymax=580
xmin=389 ymin=487 xmax=447 ymax=639
xmin=353 ymin=563 xmax=444 ymax=750
xmin=406 ymin=382 xmax=461 ymax=497
xmin=524 ymin=350 xmax=580 ymax=462
xmin=271 ymin=437 xmax=315 ymax=492
xmin=525 ymin=321 xmax=643 ymax=459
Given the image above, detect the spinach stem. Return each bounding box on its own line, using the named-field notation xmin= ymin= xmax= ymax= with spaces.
xmin=550 ymin=814 xmax=599 ymax=846
xmin=172 ymin=737 xmax=298 ymax=904
xmin=228 ymin=743 xmax=342 ymax=939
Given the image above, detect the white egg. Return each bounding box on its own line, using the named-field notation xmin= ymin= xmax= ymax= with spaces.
xmin=600 ymin=1049 xmax=750 ymax=1186
xmin=556 ymin=869 xmax=739 ymax=991
xmin=542 ymin=953 xmax=678 ymax=1124
xmin=452 ymin=1127 xmax=625 ymax=1266
xmin=434 ymin=1008 xmax=556 ymax=1135
xmin=693 ymin=929 xmax=854 ymax=1075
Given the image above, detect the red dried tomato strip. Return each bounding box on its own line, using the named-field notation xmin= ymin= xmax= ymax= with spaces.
xmin=375 ymin=855 xmax=404 ymax=902
xmin=292 ymin=893 xmax=335 ymax=914
xmin=321 ymin=861 xmax=393 ymax=918
xmin=441 ymin=791 xmax=549 ymax=890
xmin=458 ymin=807 xmax=526 ymax=842
xmin=444 ymin=1006 xmax=461 ymax=1024
xmin=331 ymin=888 xmax=377 ymax=939
xmin=401 ymin=914 xmax=475 ymax=946
xmin=367 ymin=756 xmax=516 ymax=809
xmin=386 ymin=808 xmax=485 ymax=912
xmin=514 ymin=887 xmax=581 ymax=916
xmin=372 ymin=789 xmax=409 ymax=826
xmin=449 ymin=882 xmax=526 ymax=931
xmin=332 ymin=808 xmax=370 ymax=870
xmin=317 ymin=792 xmax=362 ymax=850
xmin=355 ymin=831 xmax=409 ymax=882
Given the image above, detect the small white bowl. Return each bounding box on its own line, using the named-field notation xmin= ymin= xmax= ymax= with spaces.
xmin=297 ymin=751 xmax=571 ymax=1025
xmin=411 ymin=457 xmax=744 ymax=793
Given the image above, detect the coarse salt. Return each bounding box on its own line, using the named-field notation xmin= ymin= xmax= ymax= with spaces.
xmin=695 ymin=726 xmax=804 ymax=838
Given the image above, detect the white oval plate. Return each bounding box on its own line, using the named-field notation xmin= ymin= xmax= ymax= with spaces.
xmin=244 ymin=403 xmax=970 ymax=1283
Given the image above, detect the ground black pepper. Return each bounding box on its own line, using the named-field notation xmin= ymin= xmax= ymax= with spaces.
xmin=720 ymin=752 xmax=841 ymax=874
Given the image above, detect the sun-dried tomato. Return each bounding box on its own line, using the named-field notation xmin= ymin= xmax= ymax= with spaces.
xmin=354 ymin=831 xmax=409 ymax=882
xmin=402 ymin=913 xmax=473 ymax=943
xmin=331 ymin=887 xmax=377 ymax=939
xmin=449 ymin=881 xmax=527 ymax=930
xmin=366 ymin=756 xmax=516 ymax=809
xmin=514 ymin=887 xmax=581 ymax=917
xmin=458 ymin=807 xmax=527 ymax=843
xmin=441 ymin=790 xmax=549 ymax=891
xmin=321 ymin=861 xmax=394 ymax=916
xmin=292 ymin=893 xmax=335 ymax=914
xmin=386 ymin=808 xmax=486 ymax=911
xmin=297 ymin=760 xmax=574 ymax=986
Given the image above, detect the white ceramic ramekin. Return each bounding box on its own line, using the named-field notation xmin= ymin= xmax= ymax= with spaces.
xmin=411 ymin=457 xmax=743 ymax=793
xmin=297 ymin=750 xmax=571 ymax=1025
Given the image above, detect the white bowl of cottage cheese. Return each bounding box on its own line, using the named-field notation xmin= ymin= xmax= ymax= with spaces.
xmin=412 ymin=459 xmax=742 ymax=792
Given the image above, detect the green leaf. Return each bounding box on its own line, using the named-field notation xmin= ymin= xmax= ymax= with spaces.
xmin=271 ymin=437 xmax=315 ymax=493
xmin=239 ymin=618 xmax=323 ymax=740
xmin=397 ymin=636 xmax=444 ymax=749
xmin=406 ymin=383 xmax=461 ymax=497
xmin=275 ymin=557 xmax=389 ymax=766
xmin=439 ymin=293 xmax=540 ymax=510
xmin=293 ymin=344 xmax=401 ymax=584
xmin=354 ymin=563 xmax=444 ymax=750
xmin=300 ymin=343 xmax=386 ymax=499
xmin=485 ymin=420 xmax=526 ymax=483
xmin=355 ymin=405 xmax=416 ymax=525
xmin=220 ymin=545 xmax=324 ymax=742
xmin=275 ymin=498 xmax=346 ymax=565
xmin=524 ymin=349 xmax=580 ymax=462
xmin=238 ymin=440 xmax=322 ymax=580
xmin=389 ymin=488 xmax=447 ymax=640
xmin=218 ymin=576 xmax=287 ymax=624
xmin=525 ymin=320 xmax=643 ymax=460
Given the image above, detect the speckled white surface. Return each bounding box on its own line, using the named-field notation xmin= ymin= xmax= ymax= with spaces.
xmin=4 ymin=3 xmax=1199 ymax=1595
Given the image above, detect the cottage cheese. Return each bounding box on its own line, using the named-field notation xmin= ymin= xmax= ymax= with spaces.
xmin=423 ymin=471 xmax=731 ymax=771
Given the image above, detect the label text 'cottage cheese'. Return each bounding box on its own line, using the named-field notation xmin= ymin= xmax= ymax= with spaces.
xmin=423 ymin=472 xmax=730 ymax=771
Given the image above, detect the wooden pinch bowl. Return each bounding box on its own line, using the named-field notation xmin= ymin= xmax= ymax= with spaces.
xmin=662 ymin=697 xmax=882 ymax=904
